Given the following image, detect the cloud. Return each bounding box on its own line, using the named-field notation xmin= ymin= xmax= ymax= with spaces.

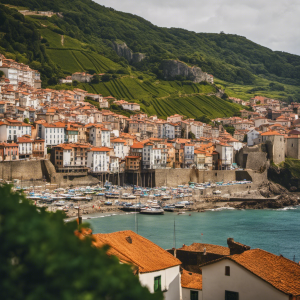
xmin=95 ymin=0 xmax=300 ymax=55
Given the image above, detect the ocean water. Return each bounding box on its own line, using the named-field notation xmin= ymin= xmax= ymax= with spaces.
xmin=86 ymin=206 xmax=300 ymax=262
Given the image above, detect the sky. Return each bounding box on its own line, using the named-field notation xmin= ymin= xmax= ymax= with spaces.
xmin=95 ymin=0 xmax=300 ymax=55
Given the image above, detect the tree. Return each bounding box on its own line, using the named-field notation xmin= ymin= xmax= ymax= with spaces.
xmin=188 ymin=131 xmax=195 ymax=139
xmin=101 ymin=74 xmax=111 ymax=82
xmin=23 ymin=118 xmax=29 ymax=124
xmin=0 ymin=185 xmax=161 ymax=300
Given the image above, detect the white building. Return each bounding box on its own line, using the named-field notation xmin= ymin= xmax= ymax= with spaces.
xmin=111 ymin=138 xmax=127 ymax=159
xmin=89 ymin=126 xmax=110 ymax=147
xmin=201 ymin=249 xmax=300 ymax=300
xmin=87 ymin=147 xmax=110 ymax=172
xmin=17 ymin=136 xmax=33 ymax=158
xmin=142 ymin=142 xmax=162 ymax=169
xmin=40 ymin=123 xmax=65 ymax=148
xmin=0 ymin=120 xmax=32 ymax=143
xmin=215 ymin=143 xmax=233 ymax=170
xmin=110 ymin=156 xmax=119 ymax=173
xmin=121 ymin=102 xmax=140 ymax=111
xmin=191 ymin=122 xmax=204 ymax=139
xmin=93 ymin=230 xmax=182 ymax=300
xmin=164 ymin=123 xmax=176 ymax=139
xmin=184 ymin=144 xmax=195 ymax=168
xmin=247 ymin=128 xmax=261 ymax=146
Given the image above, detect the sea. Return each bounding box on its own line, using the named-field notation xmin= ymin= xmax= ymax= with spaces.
xmin=85 ymin=206 xmax=300 ymax=262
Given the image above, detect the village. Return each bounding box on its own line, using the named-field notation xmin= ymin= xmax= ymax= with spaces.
xmin=0 ymin=53 xmax=299 ymax=179
xmin=1 ymin=30 xmax=300 ymax=300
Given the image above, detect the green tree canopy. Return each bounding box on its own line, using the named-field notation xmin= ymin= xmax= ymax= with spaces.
xmin=0 ymin=185 xmax=161 ymax=300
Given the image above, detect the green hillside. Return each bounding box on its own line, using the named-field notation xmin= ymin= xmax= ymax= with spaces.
xmin=1 ymin=0 xmax=300 ymax=119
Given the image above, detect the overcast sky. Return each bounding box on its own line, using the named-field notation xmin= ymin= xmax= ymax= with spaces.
xmin=95 ymin=0 xmax=300 ymax=55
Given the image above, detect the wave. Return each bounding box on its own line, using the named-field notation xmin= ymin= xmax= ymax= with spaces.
xmin=277 ymin=206 xmax=298 ymax=211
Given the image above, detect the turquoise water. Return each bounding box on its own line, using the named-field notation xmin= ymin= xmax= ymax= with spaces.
xmin=87 ymin=207 xmax=300 ymax=262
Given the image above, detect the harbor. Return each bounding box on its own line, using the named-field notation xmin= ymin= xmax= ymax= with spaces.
xmin=13 ymin=178 xmax=295 ymax=218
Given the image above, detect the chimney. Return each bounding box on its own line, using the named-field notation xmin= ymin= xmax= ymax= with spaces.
xmin=227 ymin=238 xmax=250 ymax=255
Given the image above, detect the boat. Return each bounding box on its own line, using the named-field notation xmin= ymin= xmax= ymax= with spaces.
xmin=105 ymin=192 xmax=119 ymax=199
xmin=175 ymin=202 xmax=185 ymax=209
xmin=140 ymin=208 xmax=164 ymax=215
xmin=71 ymin=196 xmax=86 ymax=201
xmin=104 ymin=201 xmax=113 ymax=206
xmin=161 ymin=195 xmax=172 ymax=200
xmin=121 ymin=193 xmax=137 ymax=199
xmin=163 ymin=205 xmax=175 ymax=212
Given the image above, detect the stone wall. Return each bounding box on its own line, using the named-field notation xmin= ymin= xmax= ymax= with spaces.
xmin=0 ymin=160 xmax=44 ymax=181
xmin=153 ymin=168 xmax=267 ymax=187
xmin=236 ymin=145 xmax=268 ymax=170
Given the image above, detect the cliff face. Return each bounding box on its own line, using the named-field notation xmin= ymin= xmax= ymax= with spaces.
xmin=162 ymin=60 xmax=212 ymax=83
xmin=112 ymin=41 xmax=145 ymax=64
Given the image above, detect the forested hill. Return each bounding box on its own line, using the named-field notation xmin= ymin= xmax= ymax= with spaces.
xmin=1 ymin=0 xmax=300 ymax=88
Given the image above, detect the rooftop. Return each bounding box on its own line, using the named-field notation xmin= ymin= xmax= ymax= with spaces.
xmin=92 ymin=230 xmax=181 ymax=273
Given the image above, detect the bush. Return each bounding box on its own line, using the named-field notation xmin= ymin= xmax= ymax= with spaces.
xmin=0 ymin=185 xmax=160 ymax=300
xmin=101 ymin=74 xmax=111 ymax=82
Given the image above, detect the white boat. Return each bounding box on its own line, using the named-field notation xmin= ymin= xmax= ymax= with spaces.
xmin=162 ymin=195 xmax=172 ymax=200
xmin=140 ymin=208 xmax=164 ymax=215
xmin=122 ymin=193 xmax=137 ymax=199
xmin=71 ymin=196 xmax=86 ymax=201
xmin=175 ymin=203 xmax=185 ymax=208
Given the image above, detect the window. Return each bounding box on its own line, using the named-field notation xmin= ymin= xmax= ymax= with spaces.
xmin=154 ymin=276 xmax=161 ymax=292
xmin=225 ymin=291 xmax=239 ymax=300
xmin=225 ymin=266 xmax=230 ymax=276
xmin=190 ymin=290 xmax=198 ymax=300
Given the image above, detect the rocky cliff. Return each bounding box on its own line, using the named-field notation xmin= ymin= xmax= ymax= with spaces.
xmin=111 ymin=41 xmax=145 ymax=64
xmin=162 ymin=60 xmax=212 ymax=83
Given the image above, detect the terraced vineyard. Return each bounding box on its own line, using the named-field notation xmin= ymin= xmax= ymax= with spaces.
xmin=80 ymin=77 xmax=241 ymax=119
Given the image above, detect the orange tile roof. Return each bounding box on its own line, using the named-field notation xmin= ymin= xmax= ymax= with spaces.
xmin=181 ymin=269 xmax=202 ymax=290
xmin=202 ymin=249 xmax=300 ymax=296
xmin=179 ymin=243 xmax=230 ymax=256
xmin=261 ymin=131 xmax=284 ymax=136
xmin=92 ymin=230 xmax=181 ymax=273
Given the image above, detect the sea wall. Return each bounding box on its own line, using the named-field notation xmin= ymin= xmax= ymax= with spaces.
xmin=0 ymin=160 xmax=44 ymax=181
xmin=153 ymin=169 xmax=267 ymax=187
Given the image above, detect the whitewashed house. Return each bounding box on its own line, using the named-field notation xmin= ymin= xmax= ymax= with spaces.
xmin=0 ymin=120 xmax=32 ymax=143
xmin=92 ymin=230 xmax=182 ymax=300
xmin=17 ymin=136 xmax=33 ymax=159
xmin=121 ymin=102 xmax=140 ymax=111
xmin=164 ymin=123 xmax=176 ymax=139
xmin=247 ymin=128 xmax=261 ymax=146
xmin=184 ymin=144 xmax=195 ymax=168
xmin=191 ymin=122 xmax=204 ymax=139
xmin=215 ymin=143 xmax=233 ymax=170
xmin=111 ymin=138 xmax=126 ymax=159
xmin=87 ymin=147 xmax=110 ymax=172
xmin=201 ymin=249 xmax=300 ymax=300
xmin=142 ymin=142 xmax=162 ymax=169
xmin=40 ymin=123 xmax=65 ymax=148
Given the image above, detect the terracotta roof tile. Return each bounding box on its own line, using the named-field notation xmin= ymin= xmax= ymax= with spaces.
xmin=92 ymin=230 xmax=181 ymax=273
xmin=181 ymin=269 xmax=202 ymax=290
xmin=179 ymin=243 xmax=230 ymax=256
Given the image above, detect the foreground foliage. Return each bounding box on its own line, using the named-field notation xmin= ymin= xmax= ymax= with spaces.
xmin=0 ymin=185 xmax=161 ymax=300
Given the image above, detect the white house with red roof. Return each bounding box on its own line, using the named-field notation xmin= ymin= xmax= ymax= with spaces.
xmin=0 ymin=119 xmax=32 ymax=143
xmin=92 ymin=230 xmax=182 ymax=300
xmin=201 ymin=249 xmax=300 ymax=300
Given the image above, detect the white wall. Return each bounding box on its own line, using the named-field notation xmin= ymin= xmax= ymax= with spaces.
xmin=139 ymin=266 xmax=181 ymax=300
xmin=182 ymin=288 xmax=202 ymax=300
xmin=202 ymin=259 xmax=288 ymax=300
